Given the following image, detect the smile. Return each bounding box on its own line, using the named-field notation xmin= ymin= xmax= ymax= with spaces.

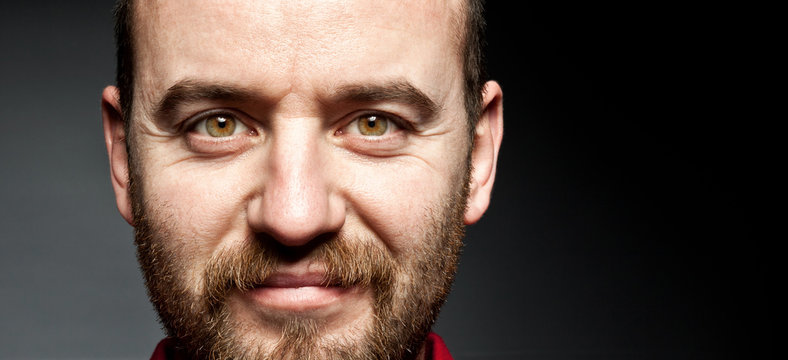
xmin=246 ymin=272 xmax=357 ymax=312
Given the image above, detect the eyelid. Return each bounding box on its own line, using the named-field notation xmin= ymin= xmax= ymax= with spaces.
xmin=183 ymin=109 xmax=252 ymax=135
xmin=340 ymin=111 xmax=413 ymax=135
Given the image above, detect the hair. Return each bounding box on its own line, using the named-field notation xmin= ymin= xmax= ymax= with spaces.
xmin=112 ymin=0 xmax=487 ymax=137
xmin=113 ymin=0 xmax=134 ymax=136
xmin=459 ymin=0 xmax=488 ymax=136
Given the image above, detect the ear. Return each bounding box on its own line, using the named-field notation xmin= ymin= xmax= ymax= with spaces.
xmin=464 ymin=81 xmax=503 ymax=225
xmin=102 ymin=86 xmax=135 ymax=226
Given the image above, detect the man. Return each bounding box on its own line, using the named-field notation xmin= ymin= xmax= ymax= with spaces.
xmin=101 ymin=0 xmax=503 ymax=358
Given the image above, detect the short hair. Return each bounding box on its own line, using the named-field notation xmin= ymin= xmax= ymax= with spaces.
xmin=113 ymin=0 xmax=487 ymax=138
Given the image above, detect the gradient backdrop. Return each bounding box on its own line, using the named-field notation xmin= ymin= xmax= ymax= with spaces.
xmin=0 ymin=1 xmax=767 ymax=359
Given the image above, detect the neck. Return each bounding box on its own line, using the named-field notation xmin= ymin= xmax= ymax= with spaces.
xmin=414 ymin=341 xmax=428 ymax=360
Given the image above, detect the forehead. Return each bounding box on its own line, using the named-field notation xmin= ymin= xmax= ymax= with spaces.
xmin=132 ymin=0 xmax=465 ymax=106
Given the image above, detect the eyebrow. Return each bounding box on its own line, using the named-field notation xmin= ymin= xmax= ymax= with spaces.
xmin=153 ymin=79 xmax=440 ymax=121
xmin=154 ymin=80 xmax=257 ymax=121
xmin=330 ymin=80 xmax=440 ymax=120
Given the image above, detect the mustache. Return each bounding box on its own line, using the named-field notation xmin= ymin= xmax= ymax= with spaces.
xmin=202 ymin=233 xmax=397 ymax=309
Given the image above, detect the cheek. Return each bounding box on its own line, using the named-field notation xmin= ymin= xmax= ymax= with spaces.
xmin=341 ymin=157 xmax=462 ymax=254
xmin=140 ymin=158 xmax=254 ymax=262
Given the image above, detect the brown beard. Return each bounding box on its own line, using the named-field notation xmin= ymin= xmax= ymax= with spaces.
xmin=131 ymin=167 xmax=468 ymax=360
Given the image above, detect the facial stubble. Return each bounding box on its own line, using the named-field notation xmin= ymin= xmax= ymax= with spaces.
xmin=130 ymin=163 xmax=470 ymax=359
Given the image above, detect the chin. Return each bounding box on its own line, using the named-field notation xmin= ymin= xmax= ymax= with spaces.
xmin=225 ymin=285 xmax=379 ymax=353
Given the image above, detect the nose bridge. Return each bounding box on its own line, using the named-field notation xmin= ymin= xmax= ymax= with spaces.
xmin=248 ymin=118 xmax=343 ymax=246
xmin=270 ymin=125 xmax=322 ymax=220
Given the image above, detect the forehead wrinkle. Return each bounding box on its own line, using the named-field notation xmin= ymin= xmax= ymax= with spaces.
xmin=271 ymin=0 xmax=461 ymax=86
xmin=131 ymin=0 xmax=467 ymax=124
xmin=135 ymin=2 xmax=289 ymax=90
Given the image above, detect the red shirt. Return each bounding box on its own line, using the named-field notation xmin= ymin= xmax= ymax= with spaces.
xmin=151 ymin=332 xmax=453 ymax=360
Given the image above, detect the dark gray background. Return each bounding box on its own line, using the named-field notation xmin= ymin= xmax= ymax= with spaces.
xmin=0 ymin=1 xmax=768 ymax=359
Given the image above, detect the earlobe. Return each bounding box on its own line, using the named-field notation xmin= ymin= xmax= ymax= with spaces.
xmin=101 ymin=86 xmax=135 ymax=226
xmin=464 ymin=81 xmax=503 ymax=225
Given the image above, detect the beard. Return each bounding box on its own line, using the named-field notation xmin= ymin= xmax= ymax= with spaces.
xmin=130 ymin=168 xmax=469 ymax=359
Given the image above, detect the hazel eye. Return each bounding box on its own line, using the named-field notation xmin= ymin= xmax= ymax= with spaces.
xmin=356 ymin=115 xmax=389 ymax=136
xmin=195 ymin=114 xmax=248 ymax=137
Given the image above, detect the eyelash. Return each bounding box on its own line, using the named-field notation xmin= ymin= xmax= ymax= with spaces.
xmin=180 ymin=108 xmax=413 ymax=141
xmin=340 ymin=111 xmax=412 ymax=134
xmin=183 ymin=110 xmax=252 ymax=134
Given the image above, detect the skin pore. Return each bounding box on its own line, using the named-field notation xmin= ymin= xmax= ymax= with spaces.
xmin=102 ymin=0 xmax=503 ymax=359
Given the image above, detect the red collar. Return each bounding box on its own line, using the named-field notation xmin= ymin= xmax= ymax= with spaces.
xmin=424 ymin=332 xmax=454 ymax=360
xmin=151 ymin=332 xmax=453 ymax=360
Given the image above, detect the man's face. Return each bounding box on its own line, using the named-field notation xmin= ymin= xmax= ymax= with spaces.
xmin=103 ymin=0 xmax=502 ymax=358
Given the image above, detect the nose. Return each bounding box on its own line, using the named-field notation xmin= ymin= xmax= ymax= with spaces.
xmin=246 ymin=123 xmax=345 ymax=247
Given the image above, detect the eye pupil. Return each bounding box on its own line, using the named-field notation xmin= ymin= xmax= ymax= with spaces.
xmin=357 ymin=115 xmax=388 ymax=136
xmin=205 ymin=115 xmax=236 ymax=137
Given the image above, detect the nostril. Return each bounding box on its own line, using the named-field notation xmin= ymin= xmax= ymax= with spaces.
xmin=245 ymin=143 xmax=346 ymax=247
xmin=246 ymin=190 xmax=345 ymax=248
xmin=255 ymin=232 xmax=336 ymax=261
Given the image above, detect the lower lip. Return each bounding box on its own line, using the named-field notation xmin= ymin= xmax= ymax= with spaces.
xmin=247 ymin=286 xmax=351 ymax=312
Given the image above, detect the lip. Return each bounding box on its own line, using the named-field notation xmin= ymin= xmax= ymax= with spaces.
xmin=262 ymin=272 xmax=332 ymax=287
xmin=245 ymin=272 xmax=353 ymax=312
